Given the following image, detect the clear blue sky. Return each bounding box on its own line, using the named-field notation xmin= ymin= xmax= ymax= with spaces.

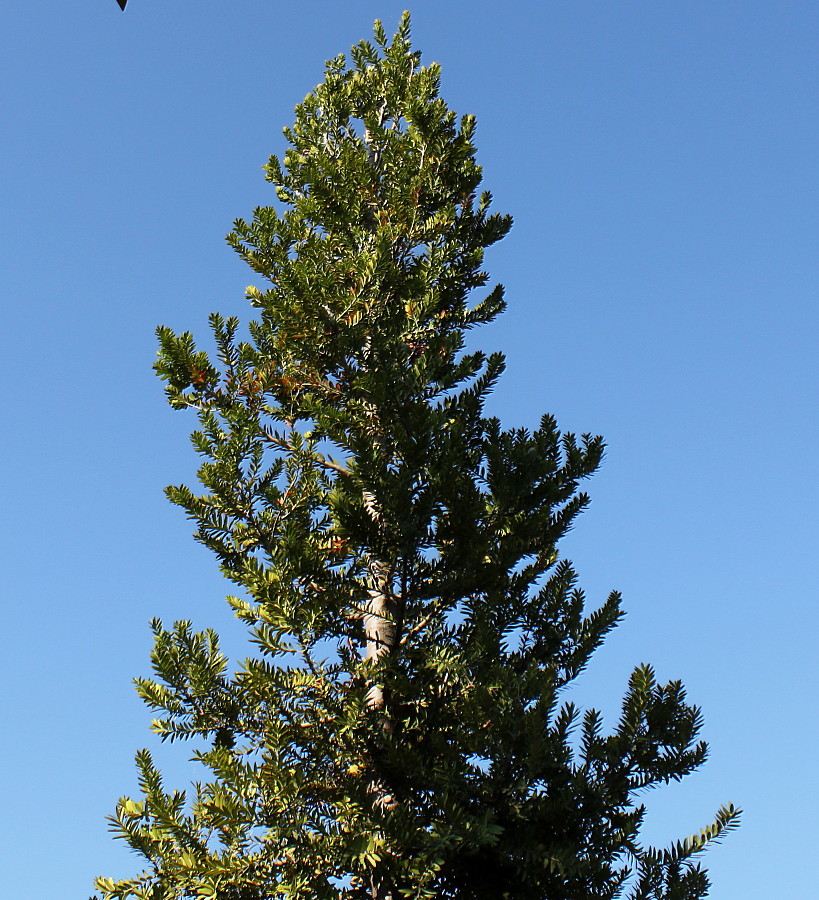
xmin=2 ymin=1 xmax=816 ymax=896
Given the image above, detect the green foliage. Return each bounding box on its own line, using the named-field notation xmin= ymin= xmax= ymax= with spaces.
xmin=95 ymin=14 xmax=738 ymax=900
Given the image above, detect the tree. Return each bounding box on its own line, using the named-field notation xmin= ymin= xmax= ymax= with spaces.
xmin=94 ymin=15 xmax=738 ymax=900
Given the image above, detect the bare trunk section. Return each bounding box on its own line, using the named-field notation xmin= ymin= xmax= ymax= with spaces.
xmin=361 ymin=558 xmax=400 ymax=900
xmin=360 ymin=497 xmax=399 ymax=711
xmin=359 ymin=485 xmax=401 ymax=897
xmin=363 ymin=558 xmax=397 ymax=711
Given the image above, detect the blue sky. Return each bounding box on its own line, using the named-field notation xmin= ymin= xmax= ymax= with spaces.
xmin=2 ymin=1 xmax=817 ymax=896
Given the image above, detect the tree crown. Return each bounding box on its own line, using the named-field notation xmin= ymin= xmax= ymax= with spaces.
xmin=95 ymin=15 xmax=738 ymax=900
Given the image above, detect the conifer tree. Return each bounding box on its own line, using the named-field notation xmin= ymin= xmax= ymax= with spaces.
xmin=95 ymin=15 xmax=738 ymax=900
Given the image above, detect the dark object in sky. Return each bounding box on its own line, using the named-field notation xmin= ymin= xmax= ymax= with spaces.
xmin=116 ymin=0 xmax=127 ymax=9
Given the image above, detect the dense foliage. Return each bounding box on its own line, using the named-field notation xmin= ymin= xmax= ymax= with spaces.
xmin=95 ymin=16 xmax=737 ymax=900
